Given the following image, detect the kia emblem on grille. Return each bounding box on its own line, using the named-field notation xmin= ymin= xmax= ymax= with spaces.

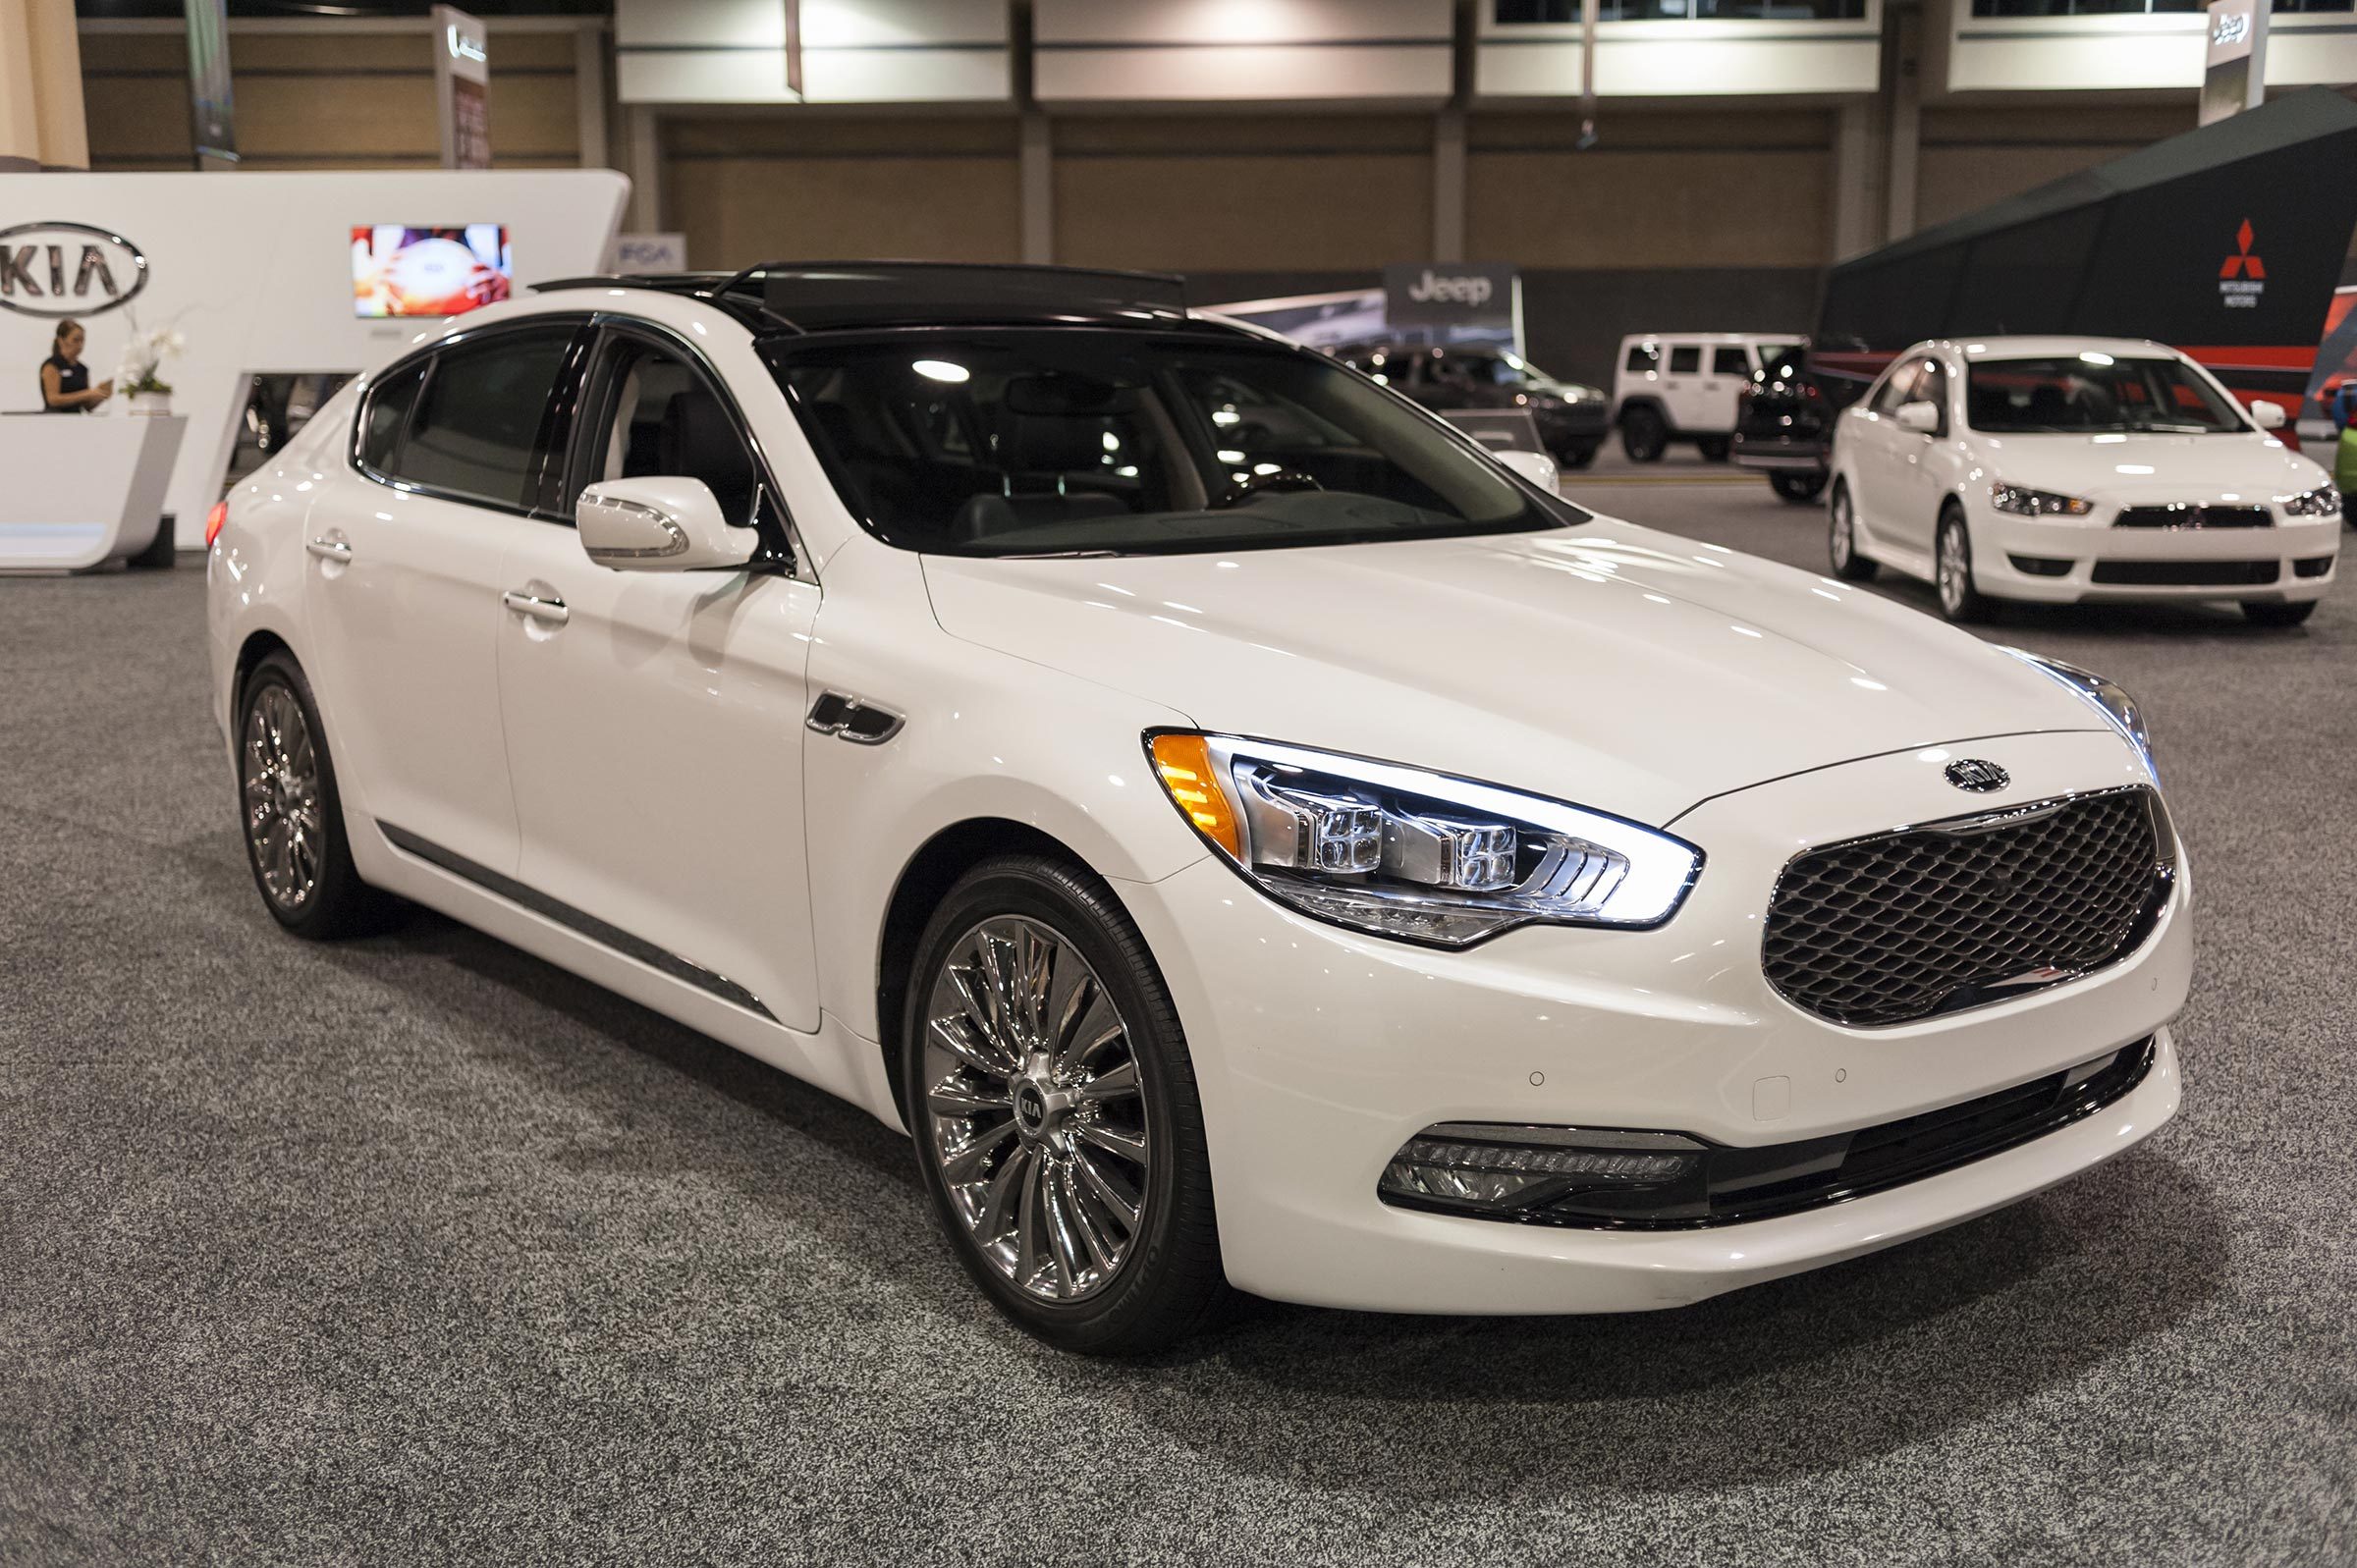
xmin=1945 ymin=758 xmax=2010 ymax=792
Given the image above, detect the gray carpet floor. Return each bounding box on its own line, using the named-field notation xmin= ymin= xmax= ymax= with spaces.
xmin=3 ymin=483 xmax=2352 ymax=1566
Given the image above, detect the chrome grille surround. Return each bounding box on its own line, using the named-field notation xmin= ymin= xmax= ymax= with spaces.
xmin=1762 ymin=785 xmax=2174 ymax=1029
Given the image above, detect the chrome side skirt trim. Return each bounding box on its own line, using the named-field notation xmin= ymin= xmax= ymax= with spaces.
xmin=375 ymin=821 xmax=779 ymax=1024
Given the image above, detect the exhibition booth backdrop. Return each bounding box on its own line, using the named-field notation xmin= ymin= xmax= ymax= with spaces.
xmin=0 ymin=169 xmax=629 ymax=555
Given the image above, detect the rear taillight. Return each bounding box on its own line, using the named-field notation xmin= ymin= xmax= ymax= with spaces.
xmin=204 ymin=501 xmax=228 ymax=547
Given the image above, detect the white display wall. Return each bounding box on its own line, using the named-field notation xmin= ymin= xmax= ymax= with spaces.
xmin=0 ymin=169 xmax=629 ymax=546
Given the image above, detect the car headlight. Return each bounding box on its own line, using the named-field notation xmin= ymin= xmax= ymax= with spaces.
xmin=2281 ymin=484 xmax=2341 ymax=518
xmin=1146 ymin=732 xmax=1702 ymax=946
xmin=1990 ymin=482 xmax=2095 ymax=517
xmin=2001 ymin=649 xmax=2157 ymax=779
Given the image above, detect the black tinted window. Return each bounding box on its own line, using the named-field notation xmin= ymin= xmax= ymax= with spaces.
xmin=1713 ymin=347 xmax=1750 ymax=376
xmin=585 ymin=337 xmax=764 ymax=527
xmin=1669 ymin=346 xmax=1701 ymax=374
xmin=1625 ymin=344 xmax=1659 ymax=374
xmin=357 ymin=362 xmax=423 ymax=474
xmin=769 ymin=330 xmax=1584 ymax=558
xmin=395 ymin=326 xmax=576 ymax=509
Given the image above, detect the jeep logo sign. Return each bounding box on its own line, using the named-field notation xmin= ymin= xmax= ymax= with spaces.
xmin=1383 ymin=262 xmax=1517 ymax=332
xmin=0 ymin=222 xmax=149 ymax=319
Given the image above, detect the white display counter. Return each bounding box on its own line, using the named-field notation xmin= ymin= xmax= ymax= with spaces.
xmin=0 ymin=413 xmax=186 ymax=571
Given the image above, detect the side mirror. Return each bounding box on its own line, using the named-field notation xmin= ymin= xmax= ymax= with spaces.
xmin=2246 ymin=401 xmax=2286 ymax=431
xmin=1495 ymin=448 xmax=1559 ymax=493
xmin=576 ymin=476 xmax=758 ymax=571
xmin=1894 ymin=400 xmax=1941 ymax=436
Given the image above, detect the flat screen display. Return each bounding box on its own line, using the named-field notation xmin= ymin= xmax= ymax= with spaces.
xmin=351 ymin=225 xmax=511 ymax=318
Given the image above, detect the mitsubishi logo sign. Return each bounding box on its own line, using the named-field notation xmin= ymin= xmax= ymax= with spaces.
xmin=2220 ymin=219 xmax=2267 ymax=309
xmin=0 ymin=222 xmax=149 ymax=318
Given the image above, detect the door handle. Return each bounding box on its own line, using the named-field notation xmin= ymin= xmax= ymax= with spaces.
xmin=305 ymin=535 xmax=352 ymax=564
xmin=502 ymin=588 xmax=570 ymax=626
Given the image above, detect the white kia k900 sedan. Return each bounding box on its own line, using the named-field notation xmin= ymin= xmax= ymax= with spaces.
xmin=1829 ymin=335 xmax=2339 ymax=625
xmin=207 ymin=266 xmax=2188 ymax=1353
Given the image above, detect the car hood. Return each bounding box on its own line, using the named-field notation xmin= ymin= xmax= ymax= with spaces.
xmin=921 ymin=521 xmax=2107 ymax=826
xmin=1973 ymin=431 xmax=2330 ymax=504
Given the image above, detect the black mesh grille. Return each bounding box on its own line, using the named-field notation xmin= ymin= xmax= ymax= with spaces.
xmin=1763 ymin=789 xmax=2166 ymax=1027
xmin=2113 ymin=505 xmax=2272 ymax=529
xmin=2092 ymin=559 xmax=2278 ymax=586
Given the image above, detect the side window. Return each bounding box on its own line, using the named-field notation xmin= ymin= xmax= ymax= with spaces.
xmin=1624 ymin=343 xmax=1660 ymax=375
xmin=1914 ymin=359 xmax=1949 ymax=428
xmin=356 ymin=361 xmax=424 ymax=475
xmin=1713 ymin=346 xmax=1750 ymax=376
xmin=1869 ymin=363 xmax=1920 ymax=417
xmin=1669 ymin=345 xmax=1701 ymax=375
xmin=583 ymin=336 xmax=765 ymax=528
xmin=394 ymin=326 xmax=576 ymax=510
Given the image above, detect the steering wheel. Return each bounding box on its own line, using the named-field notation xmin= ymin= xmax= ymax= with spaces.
xmin=1208 ymin=467 xmax=1324 ymax=511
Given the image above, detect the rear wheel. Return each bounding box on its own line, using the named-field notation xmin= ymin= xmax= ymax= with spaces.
xmin=1558 ymin=442 xmax=1599 ymax=470
xmin=1619 ymin=406 xmax=1668 ymax=463
xmin=1936 ymin=509 xmax=1995 ymax=623
xmin=1772 ymin=470 xmax=1829 ymax=505
xmin=236 ymin=651 xmax=397 ymax=938
xmin=2241 ymin=600 xmax=2317 ymax=627
xmin=1828 ymin=481 xmax=1877 ymax=581
xmin=902 ymin=855 xmax=1227 ymax=1355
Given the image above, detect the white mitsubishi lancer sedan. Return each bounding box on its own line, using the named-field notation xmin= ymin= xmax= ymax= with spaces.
xmin=1829 ymin=336 xmax=2339 ymax=625
xmin=206 ymin=266 xmax=2189 ymax=1354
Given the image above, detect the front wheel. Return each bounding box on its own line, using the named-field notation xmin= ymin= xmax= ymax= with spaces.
xmin=1772 ymin=470 xmax=1829 ymax=505
xmin=1557 ymin=442 xmax=1599 ymax=470
xmin=1828 ymin=482 xmax=1877 ymax=581
xmin=2241 ymin=600 xmax=2317 ymax=627
xmin=1937 ymin=511 xmax=1996 ymax=623
xmin=1696 ymin=435 xmax=1732 ymax=462
xmin=1619 ymin=406 xmax=1668 ymax=463
xmin=236 ymin=651 xmax=397 ymax=939
xmin=903 ymin=856 xmax=1227 ymax=1355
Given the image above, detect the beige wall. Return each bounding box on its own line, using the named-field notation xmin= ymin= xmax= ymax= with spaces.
xmin=1053 ymin=115 xmax=1432 ymax=272
xmin=2 ymin=0 xmax=88 ymax=170
xmin=1468 ymin=109 xmax=1837 ymax=269
xmin=79 ymin=27 xmax=586 ymax=172
xmin=663 ymin=115 xmax=1021 ymax=268
xmin=1915 ymin=105 xmax=2189 ymax=231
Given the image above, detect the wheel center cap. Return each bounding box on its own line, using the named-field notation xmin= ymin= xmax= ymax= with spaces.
xmin=1012 ymin=1079 xmax=1051 ymax=1137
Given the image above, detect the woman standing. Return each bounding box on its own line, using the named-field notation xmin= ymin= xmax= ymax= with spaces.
xmin=39 ymin=319 xmax=114 ymax=412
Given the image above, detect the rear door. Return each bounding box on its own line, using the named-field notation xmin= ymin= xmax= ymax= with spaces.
xmin=493 ymin=319 xmax=824 ymax=1032
xmin=302 ymin=319 xmax=585 ymax=875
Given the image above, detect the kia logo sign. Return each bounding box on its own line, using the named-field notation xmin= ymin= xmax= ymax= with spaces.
xmin=0 ymin=222 xmax=149 ymax=319
xmin=1383 ymin=261 xmax=1517 ymax=331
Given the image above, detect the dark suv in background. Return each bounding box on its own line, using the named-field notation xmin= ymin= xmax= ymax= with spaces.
xmin=1336 ymin=342 xmax=1611 ymax=468
xmin=1731 ymin=342 xmax=1844 ymax=503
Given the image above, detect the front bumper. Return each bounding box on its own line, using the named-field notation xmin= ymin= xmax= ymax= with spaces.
xmin=1120 ymin=729 xmax=2188 ymax=1314
xmin=1732 ymin=431 xmax=1828 ymax=473
xmin=1974 ymin=504 xmax=2338 ymax=603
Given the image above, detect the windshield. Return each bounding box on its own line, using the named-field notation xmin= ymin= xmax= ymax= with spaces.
xmin=1966 ymin=355 xmax=2247 ymax=435
xmin=766 ymin=329 xmax=1583 ymax=557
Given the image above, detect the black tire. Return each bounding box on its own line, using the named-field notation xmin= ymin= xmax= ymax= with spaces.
xmin=1697 ymin=435 xmax=1732 ymax=462
xmin=2241 ymin=600 xmax=2317 ymax=627
xmin=1557 ymin=442 xmax=1599 ymax=470
xmin=901 ymin=854 xmax=1228 ymax=1355
xmin=1827 ymin=480 xmax=1878 ymax=581
xmin=1619 ymin=405 xmax=1668 ymax=463
xmin=1936 ymin=508 xmax=1996 ymax=623
xmin=235 ymin=651 xmax=399 ymax=939
xmin=1771 ymin=470 xmax=1829 ymax=505
xmin=127 ymin=514 xmax=176 ymax=570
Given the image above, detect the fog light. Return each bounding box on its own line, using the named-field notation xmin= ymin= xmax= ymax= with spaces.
xmin=1380 ymin=1122 xmax=1706 ymax=1218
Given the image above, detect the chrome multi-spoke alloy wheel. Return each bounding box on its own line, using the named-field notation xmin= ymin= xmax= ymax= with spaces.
xmin=921 ymin=915 xmax=1150 ymax=1303
xmin=1939 ymin=524 xmax=1971 ymax=617
xmin=242 ymin=683 xmax=322 ymax=912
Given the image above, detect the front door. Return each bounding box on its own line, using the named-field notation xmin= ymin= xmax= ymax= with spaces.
xmin=301 ymin=321 xmax=583 ymax=875
xmin=494 ymin=323 xmax=823 ymax=1033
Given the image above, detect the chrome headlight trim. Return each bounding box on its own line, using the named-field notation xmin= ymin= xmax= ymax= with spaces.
xmin=1145 ymin=731 xmax=1703 ymax=949
xmin=1990 ymin=481 xmax=2096 ymax=517
xmin=2001 ymin=648 xmax=2158 ymax=780
xmin=2281 ymin=483 xmax=2342 ymax=518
